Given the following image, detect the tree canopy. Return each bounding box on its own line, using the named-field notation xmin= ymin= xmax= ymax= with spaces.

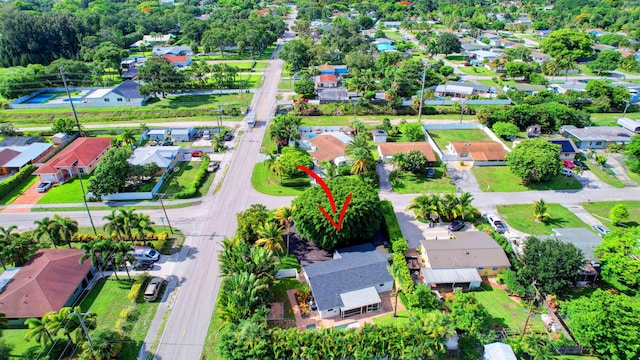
xmin=436 ymin=32 xmax=461 ymax=55
xmin=88 ymin=147 xmax=133 ymax=196
xmin=507 ymin=139 xmax=562 ymax=184
xmin=625 ymin=135 xmax=640 ymax=174
xmin=596 ymin=227 xmax=640 ymax=292
xmin=540 ymin=29 xmax=593 ymax=59
xmin=292 ymin=177 xmax=382 ymax=249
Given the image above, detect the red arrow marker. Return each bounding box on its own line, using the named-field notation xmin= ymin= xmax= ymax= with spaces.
xmin=296 ymin=165 xmax=352 ymax=231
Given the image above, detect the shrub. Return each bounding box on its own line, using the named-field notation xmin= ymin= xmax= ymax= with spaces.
xmin=0 ymin=164 xmax=35 ymax=199
xmin=381 ymin=200 xmax=403 ymax=241
xmin=174 ymin=157 xmax=210 ymax=199
xmin=153 ymin=231 xmax=170 ymax=253
xmin=128 ymin=274 xmax=150 ymax=303
xmin=280 ymin=178 xmax=311 ymax=187
xmin=498 ymin=269 xmax=527 ymax=297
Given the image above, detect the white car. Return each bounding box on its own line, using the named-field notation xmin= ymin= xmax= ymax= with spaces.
xmin=131 ymin=247 xmax=160 ymax=262
xmin=486 ymin=214 xmax=507 ymax=234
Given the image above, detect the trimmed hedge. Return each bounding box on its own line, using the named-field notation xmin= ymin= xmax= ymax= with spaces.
xmin=381 ymin=200 xmax=403 ymax=241
xmin=128 ymin=274 xmax=150 ymax=303
xmin=0 ymin=164 xmax=35 ymax=199
xmin=280 ymin=177 xmax=310 ymax=187
xmin=174 ymin=156 xmax=210 ymax=199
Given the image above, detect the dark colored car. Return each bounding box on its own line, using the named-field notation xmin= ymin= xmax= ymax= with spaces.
xmin=223 ymin=132 xmax=233 ymax=141
xmin=162 ymin=140 xmax=174 ymax=146
xmin=132 ymin=260 xmax=154 ymax=270
xmin=426 ymin=168 xmax=435 ymax=178
xmin=448 ymin=220 xmax=465 ymax=232
xmin=574 ymin=160 xmax=589 ymax=170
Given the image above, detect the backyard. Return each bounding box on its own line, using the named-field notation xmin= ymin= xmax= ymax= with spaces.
xmin=472 ymin=285 xmax=545 ymax=331
xmin=471 ymin=166 xmax=583 ymax=192
xmin=389 ymin=168 xmax=456 ymax=194
xmin=457 ymin=66 xmax=498 ymax=77
xmin=497 ymin=203 xmax=591 ymax=235
xmin=158 ymin=160 xmax=215 ymax=198
xmin=427 ymin=129 xmax=493 ymax=150
xmin=582 ymin=200 xmax=640 ymax=227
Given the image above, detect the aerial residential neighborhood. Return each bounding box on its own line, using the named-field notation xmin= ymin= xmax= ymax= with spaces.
xmin=1 ymin=0 xmax=640 ymax=359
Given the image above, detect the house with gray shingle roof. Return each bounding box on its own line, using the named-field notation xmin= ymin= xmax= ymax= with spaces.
xmin=302 ymin=243 xmax=393 ymax=319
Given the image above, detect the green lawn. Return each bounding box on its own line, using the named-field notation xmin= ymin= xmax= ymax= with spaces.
xmin=202 ymin=305 xmax=224 ymax=360
xmin=576 ymin=64 xmax=597 ymax=76
xmin=270 ymin=279 xmax=302 ymax=319
xmin=427 ymin=129 xmax=492 ymax=150
xmin=372 ymin=309 xmax=411 ymax=326
xmin=445 ymin=55 xmax=469 ymax=62
xmin=158 ymin=161 xmax=207 ymax=198
xmin=389 ymin=169 xmax=456 ymax=194
xmin=0 ymin=175 xmax=38 ymax=205
xmin=251 ymin=161 xmax=310 ymax=196
xmin=497 ymin=203 xmax=591 ymax=235
xmin=253 ymin=61 xmax=269 ymax=69
xmin=278 ymin=81 xmax=293 ymax=90
xmin=142 ymin=93 xmax=252 ymax=110
xmin=472 ymin=286 xmax=545 ymax=330
xmin=79 ymin=278 xmax=160 ymax=359
xmin=628 ymin=168 xmax=640 ymax=184
xmin=3 ymin=329 xmax=33 ymax=357
xmin=589 ymin=112 xmax=630 ymax=126
xmin=236 ymin=73 xmax=263 ymax=88
xmin=582 ymin=200 xmax=640 ymax=227
xmin=457 ymin=66 xmax=498 ymax=76
xmin=37 ymin=175 xmax=93 ymax=204
xmin=471 ymin=166 xmax=583 ymax=192
xmin=296 ymin=114 xmax=477 ymax=127
xmin=587 ymin=162 xmax=625 ymax=188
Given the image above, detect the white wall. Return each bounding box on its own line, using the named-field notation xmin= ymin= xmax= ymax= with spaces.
xmin=319 ymin=308 xmax=340 ymax=319
xmin=102 ymin=192 xmax=154 ymax=201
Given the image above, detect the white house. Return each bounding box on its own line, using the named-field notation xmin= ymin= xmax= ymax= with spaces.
xmin=148 ymin=129 xmax=169 ymax=141
xmin=128 ymin=146 xmax=182 ymax=170
xmin=83 ymin=80 xmax=150 ymax=106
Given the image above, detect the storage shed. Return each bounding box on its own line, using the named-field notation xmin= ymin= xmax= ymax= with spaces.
xmin=148 ymin=129 xmax=169 ymax=141
xmin=170 ymin=128 xmax=195 ymax=142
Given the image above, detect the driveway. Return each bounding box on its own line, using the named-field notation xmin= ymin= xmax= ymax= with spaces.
xmin=1 ymin=181 xmax=46 ymax=212
xmin=446 ymin=163 xmax=481 ymax=192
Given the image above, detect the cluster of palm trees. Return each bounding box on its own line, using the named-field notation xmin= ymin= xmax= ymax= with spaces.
xmin=24 ymin=306 xmax=96 ymax=354
xmin=407 ymin=192 xmax=481 ymax=222
xmin=255 ymin=205 xmax=295 ymax=256
xmin=102 ymin=209 xmax=155 ymax=242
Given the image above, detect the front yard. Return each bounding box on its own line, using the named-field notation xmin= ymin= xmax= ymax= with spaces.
xmin=37 ymin=175 xmax=93 ymax=204
xmin=427 ymin=129 xmax=492 ymax=150
xmin=158 ymin=161 xmax=214 ymax=198
xmin=251 ymin=161 xmax=310 ymax=196
xmin=497 ymin=204 xmax=591 ymax=235
xmin=389 ymin=169 xmax=456 ymax=194
xmin=582 ymin=200 xmax=640 ymax=227
xmin=472 ymin=166 xmax=583 ymax=192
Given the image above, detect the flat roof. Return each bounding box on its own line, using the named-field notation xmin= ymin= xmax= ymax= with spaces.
xmin=561 ymin=125 xmax=635 ymax=142
xmin=84 ymin=88 xmax=112 ymax=99
xmin=340 ymin=286 xmax=381 ymax=311
xmin=423 ymin=268 xmax=482 ymax=285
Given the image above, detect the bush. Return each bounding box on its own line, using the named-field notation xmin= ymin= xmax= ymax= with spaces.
xmin=153 ymin=231 xmax=170 ymax=253
xmin=498 ymin=269 xmax=527 ymax=297
xmin=174 ymin=156 xmax=210 ymax=199
xmin=0 ymin=164 xmax=35 ymax=199
xmin=381 ymin=200 xmax=403 ymax=241
xmin=128 ymin=274 xmax=150 ymax=303
xmin=280 ymin=178 xmax=311 ymax=187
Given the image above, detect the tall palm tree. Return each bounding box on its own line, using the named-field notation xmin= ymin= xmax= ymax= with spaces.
xmin=24 ymin=314 xmax=54 ymax=347
xmin=121 ymin=129 xmax=136 ymax=146
xmin=274 ymin=206 xmax=295 ymax=254
xmin=347 ymin=147 xmax=372 ymax=177
xmin=533 ymin=199 xmax=552 ymax=223
xmin=351 ymin=120 xmax=366 ymax=136
xmin=113 ymin=241 xmax=135 ymax=281
xmin=103 ymin=210 xmax=125 ymax=240
xmin=80 ymin=239 xmax=108 ymax=277
xmin=33 ymin=217 xmax=59 ymax=248
xmin=52 ymin=215 xmax=78 ymax=248
xmin=255 ymin=222 xmax=285 ymax=256
xmin=269 ymin=159 xmax=286 ymax=182
xmin=345 ymin=134 xmax=370 ymax=157
xmin=117 ymin=209 xmax=137 ymax=241
xmin=0 ymin=225 xmax=20 ymax=269
xmin=453 ymin=192 xmax=480 ymax=220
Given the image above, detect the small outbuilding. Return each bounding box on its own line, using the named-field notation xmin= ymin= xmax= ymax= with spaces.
xmin=148 ymin=129 xmax=169 ymax=141
xmin=170 ymin=128 xmax=195 ymax=142
xmin=617 ymin=117 xmax=640 ymax=133
xmin=51 ymin=133 xmax=69 ymax=145
xmin=372 ymin=130 xmax=388 ymax=143
xmin=423 ymin=268 xmax=482 ymax=291
xmin=484 ymin=342 xmax=517 ymax=360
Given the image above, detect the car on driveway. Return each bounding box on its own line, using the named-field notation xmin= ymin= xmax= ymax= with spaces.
xmin=207 ymin=162 xmax=220 ymax=172
xmin=37 ymin=182 xmax=53 ymax=193
xmin=223 ymin=132 xmax=233 ymax=141
xmin=131 ymin=247 xmax=160 ymax=262
xmin=191 ymin=150 xmax=203 ymax=157
xmin=162 ymin=140 xmax=174 ymax=146
xmin=144 ymin=277 xmax=164 ymax=301
xmin=132 ymin=259 xmax=154 ymax=270
xmin=426 ymin=168 xmax=435 ymax=178
xmin=448 ymin=220 xmax=465 ymax=232
xmin=486 ymin=214 xmax=507 ymax=234
xmin=574 ymin=160 xmax=589 ymax=170
xmin=561 ymin=167 xmax=573 ymax=176
xmin=562 ymin=160 xmax=575 ymax=169
xmin=592 ymin=224 xmax=611 ymax=237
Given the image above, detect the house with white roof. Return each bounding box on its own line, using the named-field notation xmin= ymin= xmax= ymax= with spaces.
xmin=128 ymin=146 xmax=183 ymax=170
xmin=0 ymin=143 xmax=53 ymax=175
xmin=81 ymin=80 xmax=150 ymax=106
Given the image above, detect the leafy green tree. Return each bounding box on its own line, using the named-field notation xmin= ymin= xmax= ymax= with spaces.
xmin=278 ymin=148 xmax=313 ymax=178
xmin=436 ymin=32 xmax=461 ymax=55
xmin=609 ymin=204 xmax=630 ymax=225
xmin=596 ymin=227 xmax=640 ymax=291
xmin=0 ymin=339 xmax=12 ymax=360
xmin=562 ymin=289 xmax=640 ymax=359
xmin=278 ymin=39 xmax=312 ymax=69
xmin=293 ymin=77 xmax=316 ymax=99
xmin=292 ymin=177 xmax=382 ymax=249
xmin=409 ymin=284 xmax=441 ymax=310
xmin=447 ymin=291 xmax=494 ymax=341
xmin=399 ymin=121 xmax=425 ymax=142
xmin=507 ymin=139 xmax=561 ymax=184
xmin=492 ymin=122 xmax=520 ymax=139
xmin=88 ymin=147 xmax=133 ymax=196
xmin=588 ymin=50 xmax=622 ymax=74
xmin=625 ymin=135 xmax=640 ymax=173
xmin=540 ymin=29 xmax=593 ymax=59
xmin=51 ymin=118 xmax=77 ymax=135
xmin=595 ymin=154 xmax=608 ymax=167
xmin=137 ymin=57 xmax=186 ymax=97
xmin=236 ymin=204 xmax=270 ymax=244
xmin=518 ymin=237 xmax=585 ymax=295
xmin=403 ymin=150 xmax=429 ymax=175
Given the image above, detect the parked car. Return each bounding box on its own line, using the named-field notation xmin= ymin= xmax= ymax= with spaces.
xmin=144 ymin=277 xmax=164 ymax=301
xmin=448 ymin=220 xmax=465 ymax=232
xmin=561 ymin=167 xmax=573 ymax=177
xmin=191 ymin=150 xmax=203 ymax=157
xmin=36 ymin=182 xmax=53 ymax=193
xmin=203 ymin=130 xmax=211 ymax=140
xmin=592 ymin=224 xmax=611 ymax=236
xmin=223 ymin=132 xmax=233 ymax=141
xmin=486 ymin=214 xmax=507 ymax=234
xmin=162 ymin=140 xmax=174 ymax=146
xmin=573 ymin=160 xmax=589 ymax=170
xmin=562 ymin=160 xmax=575 ymax=169
xmin=131 ymin=247 xmax=160 ymax=262
xmin=132 ymin=259 xmax=154 ymax=270
xmin=207 ymin=162 xmax=220 ymax=172
xmin=426 ymin=168 xmax=435 ymax=178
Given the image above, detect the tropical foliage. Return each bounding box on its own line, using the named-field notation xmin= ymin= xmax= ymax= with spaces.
xmin=407 ymin=192 xmax=480 ymax=222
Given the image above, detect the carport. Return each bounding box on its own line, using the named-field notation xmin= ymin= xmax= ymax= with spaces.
xmin=423 ymin=268 xmax=482 ymax=291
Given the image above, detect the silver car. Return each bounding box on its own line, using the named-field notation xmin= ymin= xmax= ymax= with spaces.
xmin=592 ymin=224 xmax=611 ymax=237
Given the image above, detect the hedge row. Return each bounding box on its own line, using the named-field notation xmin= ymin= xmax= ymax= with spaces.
xmin=380 ymin=200 xmax=403 ymax=241
xmin=0 ymin=164 xmax=35 ymax=199
xmin=280 ymin=178 xmax=310 ymax=188
xmin=70 ymin=231 xmax=170 ymax=253
xmin=128 ymin=273 xmax=150 ymax=303
xmin=174 ymin=156 xmax=210 ymax=199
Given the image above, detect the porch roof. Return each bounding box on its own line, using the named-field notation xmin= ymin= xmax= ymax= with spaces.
xmin=340 ymin=286 xmax=381 ymax=311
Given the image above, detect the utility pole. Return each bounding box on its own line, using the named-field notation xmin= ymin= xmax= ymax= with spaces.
xmin=73 ymin=161 xmax=96 ymax=235
xmin=417 ymin=60 xmax=428 ymax=125
xmin=69 ymin=310 xmax=94 ymax=351
xmin=158 ymin=193 xmax=174 ymax=234
xmin=59 ymin=67 xmax=84 ymax=137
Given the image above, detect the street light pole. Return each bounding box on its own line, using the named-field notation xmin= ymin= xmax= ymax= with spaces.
xmin=417 ymin=60 xmax=428 ymax=125
xmin=59 ymin=67 xmax=84 ymax=137
xmin=158 ymin=193 xmax=174 ymax=234
xmin=73 ymin=161 xmax=96 ymax=235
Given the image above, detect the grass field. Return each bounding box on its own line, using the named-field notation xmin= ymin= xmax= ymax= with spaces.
xmin=587 ymin=162 xmax=625 ymax=188
xmin=0 ymin=175 xmax=38 ymax=205
xmin=628 ymin=168 xmax=640 ymax=184
xmin=389 ymin=169 xmax=456 ymax=194
xmin=497 ymin=203 xmax=591 ymax=235
xmin=582 ymin=200 xmax=640 ymax=227
xmin=202 ymin=303 xmax=224 ymax=360
xmin=3 ymin=329 xmax=32 ymax=357
xmin=589 ymin=112 xmax=631 ymax=126
xmin=251 ymin=161 xmax=310 ymax=196
xmin=472 ymin=286 xmax=545 ymax=330
xmin=427 ymin=129 xmax=492 ymax=150
xmin=237 ymin=73 xmax=263 ymax=88
xmin=372 ymin=309 xmax=411 ymax=326
xmin=471 ymin=166 xmax=583 ymax=192
xmin=297 ymin=114 xmax=478 ymax=127
xmin=457 ymin=66 xmax=498 ymax=76
xmin=37 ymin=175 xmax=93 ymax=204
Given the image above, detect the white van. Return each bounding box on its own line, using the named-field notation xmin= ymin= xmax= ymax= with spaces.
xmin=203 ymin=130 xmax=211 ymax=140
xmin=131 ymin=247 xmax=160 ymax=262
xmin=561 ymin=167 xmax=573 ymax=177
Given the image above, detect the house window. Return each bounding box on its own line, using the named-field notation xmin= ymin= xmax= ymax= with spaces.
xmin=104 ymin=98 xmax=110 ymax=102
xmin=117 ymin=98 xmax=123 ymax=102
xmin=492 ymin=267 xmax=498 ymax=271
xmin=126 ymin=99 xmax=131 ymax=102
xmin=78 ymin=168 xmax=84 ymax=173
xmin=595 ymin=142 xmax=603 ymax=146
xmin=367 ymin=303 xmax=379 ymax=312
xmin=460 ymin=152 xmax=469 ymax=158
xmin=478 ymin=267 xmax=484 ymax=270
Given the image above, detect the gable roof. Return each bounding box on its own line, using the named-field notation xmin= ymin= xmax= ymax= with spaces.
xmin=308 ymin=134 xmax=348 ymax=162
xmin=0 ymin=149 xmax=20 ymax=167
xmin=0 ymin=136 xmax=44 ymax=147
xmin=421 ymin=232 xmax=511 ymax=269
xmin=378 ymin=142 xmax=437 ymax=162
xmin=548 ymin=138 xmax=578 ymax=153
xmin=112 ymin=80 xmax=145 ymax=99
xmin=162 ymin=54 xmax=190 ymax=64
xmin=318 ymin=74 xmax=338 ymax=83
xmin=34 ymin=137 xmax=112 ymax=175
xmin=450 ymin=141 xmax=507 ymax=161
xmin=129 ymin=146 xmax=180 ymax=168
xmin=303 ymin=244 xmax=392 ymax=311
xmin=0 ymin=249 xmax=92 ymax=318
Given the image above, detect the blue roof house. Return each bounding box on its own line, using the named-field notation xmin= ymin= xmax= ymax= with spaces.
xmin=548 ymin=138 xmax=578 ymax=160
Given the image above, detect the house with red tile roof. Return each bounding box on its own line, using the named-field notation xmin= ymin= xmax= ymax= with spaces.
xmin=308 ymin=133 xmax=350 ymax=166
xmin=315 ymin=74 xmax=338 ymax=88
xmin=162 ymin=54 xmax=193 ymax=68
xmin=34 ymin=137 xmax=112 ymax=183
xmin=447 ymin=141 xmax=508 ymax=166
xmin=0 ymin=249 xmax=94 ymax=322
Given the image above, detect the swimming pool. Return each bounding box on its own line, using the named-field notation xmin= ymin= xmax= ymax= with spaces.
xmin=63 ymin=98 xmax=83 ymax=103
xmin=24 ymin=93 xmax=56 ymax=104
xmin=307 ymin=134 xmax=318 ymax=140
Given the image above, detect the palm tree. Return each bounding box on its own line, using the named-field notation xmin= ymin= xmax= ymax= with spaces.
xmin=52 ymin=215 xmax=78 ymax=248
xmin=113 ymin=241 xmax=135 ymax=281
xmin=347 ymin=147 xmax=372 ymax=177
xmin=533 ymin=199 xmax=552 ymax=223
xmin=121 ymin=129 xmax=136 ymax=146
xmin=117 ymin=209 xmax=137 ymax=241
xmin=255 ymin=222 xmax=285 ymax=256
xmin=269 ymin=159 xmax=285 ymax=182
xmin=133 ymin=212 xmax=155 ymax=243
xmin=351 ymin=120 xmax=366 ymax=136
xmin=319 ymin=161 xmax=337 ymax=180
xmin=274 ymin=206 xmax=295 ymax=254
xmin=390 ymin=153 xmax=407 ymax=175
xmin=407 ymin=194 xmax=433 ymax=220
xmin=34 ymin=217 xmax=59 ymax=248
xmin=24 ymin=315 xmax=54 ymax=347
xmin=80 ymin=239 xmax=108 ymax=277
xmin=345 ymin=134 xmax=370 ymax=157
xmin=453 ymin=192 xmax=480 ymax=220
xmin=0 ymin=225 xmax=20 ymax=269
xmin=103 ymin=210 xmax=125 ymax=240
